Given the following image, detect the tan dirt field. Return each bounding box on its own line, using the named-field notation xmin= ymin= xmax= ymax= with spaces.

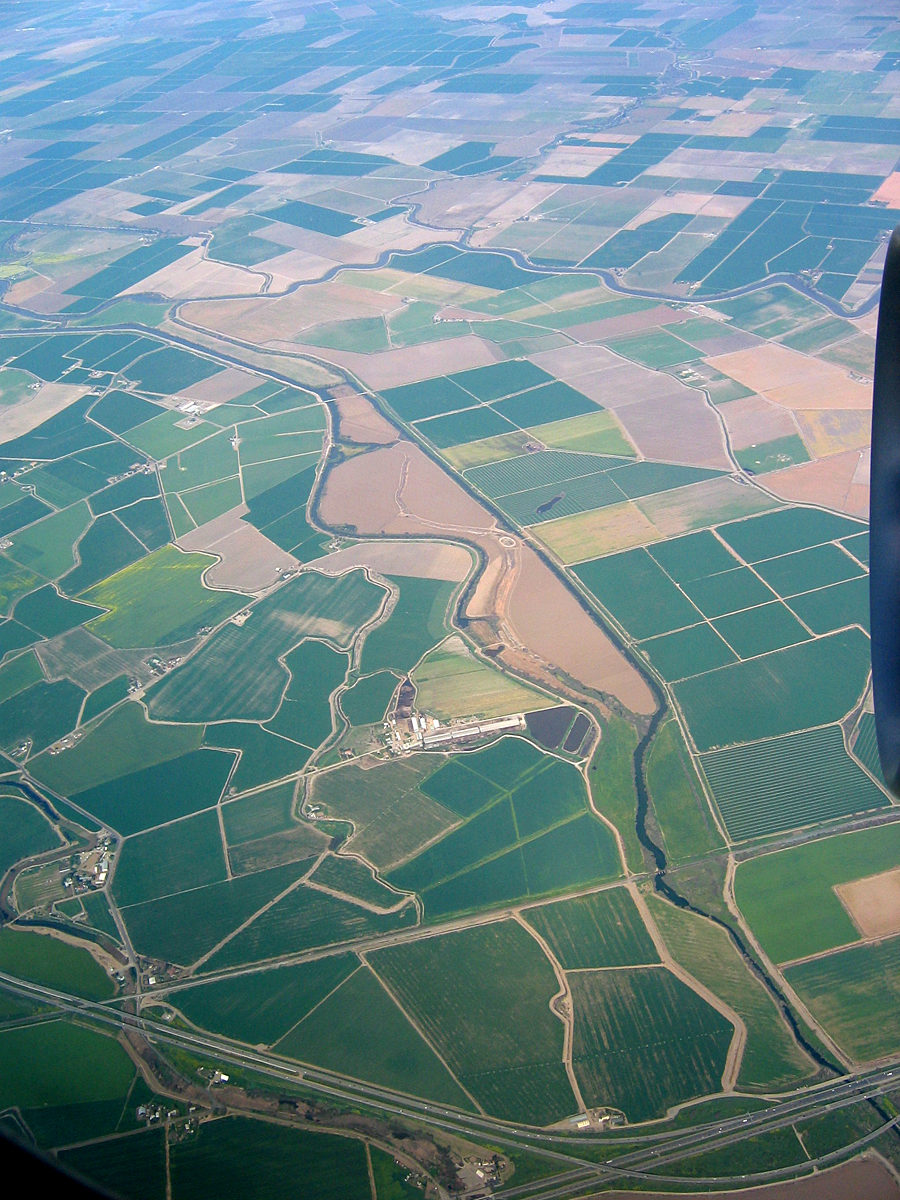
xmin=613 ymin=391 xmax=731 ymax=469
xmin=319 ymin=442 xmax=495 ymax=536
xmin=531 ymin=342 xmax=623 ymax=380
xmin=873 ymin=172 xmax=900 ymax=205
xmin=292 ymin=334 xmax=502 ymax=391
xmin=836 ymin=867 xmax=900 ymax=940
xmin=180 ymin=367 xmax=261 ymax=405
xmin=708 ymin=345 xmax=871 ymax=410
xmin=309 ymin=540 xmax=472 ymax=582
xmin=177 ymin=504 xmax=299 ymax=591
xmin=600 ymin=1154 xmax=900 ymax=1199
xmin=636 ymin=476 xmax=779 ymax=535
xmin=333 ymin=389 xmax=398 ymax=444
xmin=537 ymin=501 xmax=661 ymax=562
xmin=795 ymin=409 xmax=871 ymax=459
xmin=577 ymin=361 xmax=697 ymax=410
xmin=568 ymin=304 xmax=686 ymax=342
xmin=720 ymin=394 xmax=800 ymax=450
xmin=508 ymin=543 xmax=655 ymax=714
xmin=765 ymin=449 xmax=866 ymax=516
xmin=318 ymin=443 xmax=653 ymax=713
xmin=124 ymin=247 xmax=265 ymax=300
xmin=0 ymin=381 xmax=90 ymax=440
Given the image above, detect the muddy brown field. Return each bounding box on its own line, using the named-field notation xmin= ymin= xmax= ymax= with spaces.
xmin=766 ymin=449 xmax=867 ymax=516
xmin=332 ymin=388 xmax=399 ymax=444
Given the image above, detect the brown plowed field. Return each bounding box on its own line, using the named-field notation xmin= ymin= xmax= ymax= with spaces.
xmin=836 ymin=867 xmax=900 ymax=940
xmin=765 ymin=449 xmax=865 ymax=515
xmin=332 ymin=388 xmax=398 ymax=444
xmin=318 ymin=443 xmax=654 ymax=713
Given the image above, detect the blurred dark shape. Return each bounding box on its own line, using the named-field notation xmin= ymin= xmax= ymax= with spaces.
xmin=0 ymin=1128 xmax=117 ymax=1199
xmin=871 ymin=225 xmax=900 ymax=793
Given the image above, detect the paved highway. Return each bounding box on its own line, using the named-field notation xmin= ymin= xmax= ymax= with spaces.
xmin=2 ymin=971 xmax=898 ymax=1193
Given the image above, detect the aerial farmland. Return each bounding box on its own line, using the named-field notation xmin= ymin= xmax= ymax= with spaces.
xmin=0 ymin=1 xmax=898 ymax=1198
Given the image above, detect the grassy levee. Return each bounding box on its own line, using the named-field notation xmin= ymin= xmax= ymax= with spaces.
xmin=0 ymin=928 xmax=114 ymax=1001
xmin=646 ymin=719 xmax=724 ymax=862
xmin=785 ymin=936 xmax=900 ymax=1062
xmin=370 ymin=920 xmax=576 ymax=1126
xmin=169 ymin=1116 xmax=371 ymax=1200
xmin=523 ymin=887 xmax=659 ymax=969
xmin=171 ymin=955 xmax=358 ymax=1044
xmin=276 ymin=965 xmax=476 ymax=1107
xmin=148 ymin=569 xmax=383 ymax=723
xmin=570 ymin=966 xmax=734 ymax=1122
xmin=119 ymin=861 xmax=312 ymax=966
xmin=733 ymin=823 xmax=900 ymax=964
xmin=587 ymin=714 xmax=643 ymax=873
xmin=657 ymin=1126 xmax=808 ymax=1180
xmin=30 ymin=702 xmax=203 ymax=795
xmin=647 ymin=896 xmax=816 ymax=1091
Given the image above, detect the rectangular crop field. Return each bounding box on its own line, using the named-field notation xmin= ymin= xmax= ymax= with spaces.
xmin=700 ymin=725 xmax=888 ymax=842
xmin=523 ymin=887 xmax=659 ymax=969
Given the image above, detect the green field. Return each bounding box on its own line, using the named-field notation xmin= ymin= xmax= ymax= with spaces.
xmin=574 ymin=547 xmax=701 ymax=639
xmin=310 ymin=755 xmax=454 ymax=871
xmin=31 ymin=702 xmax=203 ymax=795
xmin=359 ymin=576 xmax=453 ymax=674
xmin=646 ymin=719 xmax=724 ymax=862
xmin=7 ymin=502 xmax=91 ymax=580
xmin=734 ymin=823 xmax=900 ymax=964
xmin=202 ymin=882 xmax=418 ymax=971
xmin=112 ymin=808 xmax=227 ymax=908
xmin=61 ymin=1129 xmax=166 ymax=1200
xmin=82 ymin=545 xmax=244 ymax=647
xmin=309 ymin=854 xmax=406 ymax=909
xmin=149 ymin=569 xmax=382 ymax=722
xmin=277 ymin=965 xmax=475 ymax=1106
xmin=386 ymin=740 xmax=618 ymax=916
xmin=785 ymin=937 xmax=900 ymax=1061
xmin=172 ymin=954 xmax=357 ymax=1044
xmin=699 ymin=725 xmax=888 ymax=842
xmin=0 ymin=928 xmax=114 ymax=1001
xmin=204 ymin=723 xmax=310 ymax=792
xmin=73 ymin=747 xmax=234 ymax=835
xmin=264 ymin=638 xmax=347 ymax=748
xmin=169 ymin=1116 xmax=371 ymax=1200
xmin=587 ymin=714 xmax=642 ymax=873
xmin=371 ymin=921 xmax=576 ymax=1126
xmin=340 ymin=671 xmax=398 ymax=725
xmin=0 ymin=676 xmax=85 ymax=757
xmin=716 ymin=507 xmax=865 ymax=563
xmin=570 ymin=967 xmax=734 ymax=1122
xmin=647 ymin=897 xmax=815 ymax=1091
xmin=0 ymin=791 xmax=60 ymax=877
xmin=119 ymin=861 xmax=312 ymax=965
xmin=0 ymin=1020 xmax=134 ymax=1109
xmin=640 ymin=623 xmax=738 ymax=681
xmin=523 ymin=887 xmax=659 ymax=969
xmin=221 ymin=781 xmax=296 ymax=845
xmin=674 ymin=629 xmax=871 ymax=751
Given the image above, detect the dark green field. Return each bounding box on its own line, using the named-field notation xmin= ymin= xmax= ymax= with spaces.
xmin=571 ymin=967 xmax=734 ymax=1122
xmin=277 ymin=965 xmax=475 ymax=1106
xmin=173 ymin=955 xmax=357 ymax=1044
xmin=0 ymin=791 xmax=60 ymax=878
xmin=169 ymin=1117 xmax=371 ymax=1200
xmin=524 ymin=887 xmax=659 ymax=969
xmin=112 ymin=809 xmax=227 ymax=908
xmin=371 ymin=921 xmax=576 ymax=1126
xmin=647 ymin=719 xmax=724 ymax=861
xmin=0 ymin=928 xmax=114 ymax=1001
